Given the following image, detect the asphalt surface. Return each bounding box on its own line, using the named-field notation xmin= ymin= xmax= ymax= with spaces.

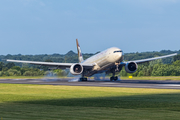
xmin=1 ymin=78 xmax=180 ymax=89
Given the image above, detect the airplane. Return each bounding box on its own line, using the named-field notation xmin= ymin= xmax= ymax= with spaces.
xmin=7 ymin=39 xmax=177 ymax=81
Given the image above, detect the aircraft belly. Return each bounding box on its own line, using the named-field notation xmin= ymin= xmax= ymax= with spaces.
xmin=84 ymin=62 xmax=114 ymax=77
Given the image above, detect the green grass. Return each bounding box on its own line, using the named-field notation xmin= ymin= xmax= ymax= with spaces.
xmin=0 ymin=84 xmax=180 ymax=119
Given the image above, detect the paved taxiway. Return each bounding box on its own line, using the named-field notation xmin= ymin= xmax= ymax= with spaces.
xmin=0 ymin=78 xmax=180 ymax=89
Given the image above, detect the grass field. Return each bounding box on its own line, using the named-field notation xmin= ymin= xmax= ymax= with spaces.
xmin=0 ymin=84 xmax=180 ymax=119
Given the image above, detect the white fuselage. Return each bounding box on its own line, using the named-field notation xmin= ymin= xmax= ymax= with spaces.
xmin=82 ymin=47 xmax=123 ymax=76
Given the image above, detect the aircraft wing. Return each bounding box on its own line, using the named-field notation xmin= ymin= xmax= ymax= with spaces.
xmin=120 ymin=53 xmax=177 ymax=65
xmin=6 ymin=59 xmax=94 ymax=69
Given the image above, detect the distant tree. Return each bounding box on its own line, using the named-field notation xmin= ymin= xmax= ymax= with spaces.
xmin=2 ymin=67 xmax=8 ymax=71
xmin=6 ymin=62 xmax=15 ymax=69
xmin=0 ymin=62 xmax=4 ymax=71
xmin=65 ymin=50 xmax=77 ymax=56
xmin=23 ymin=71 xmax=33 ymax=76
xmin=174 ymin=54 xmax=180 ymax=62
xmin=20 ymin=67 xmax=29 ymax=75
xmin=173 ymin=60 xmax=180 ymax=66
xmin=45 ymin=59 xmax=53 ymax=62
xmin=8 ymin=69 xmax=21 ymax=76
xmin=11 ymin=66 xmax=21 ymax=71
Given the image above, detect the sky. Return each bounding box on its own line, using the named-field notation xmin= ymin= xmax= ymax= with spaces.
xmin=0 ymin=0 xmax=180 ymax=55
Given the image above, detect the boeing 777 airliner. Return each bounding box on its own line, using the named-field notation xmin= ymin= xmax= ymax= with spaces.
xmin=7 ymin=39 xmax=177 ymax=81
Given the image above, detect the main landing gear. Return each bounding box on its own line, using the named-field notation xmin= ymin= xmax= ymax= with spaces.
xmin=110 ymin=69 xmax=119 ymax=81
xmin=79 ymin=72 xmax=88 ymax=81
xmin=110 ymin=76 xmax=118 ymax=81
xmin=79 ymin=77 xmax=87 ymax=81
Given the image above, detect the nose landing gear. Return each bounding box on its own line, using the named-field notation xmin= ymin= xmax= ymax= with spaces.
xmin=110 ymin=63 xmax=121 ymax=81
xmin=110 ymin=69 xmax=119 ymax=81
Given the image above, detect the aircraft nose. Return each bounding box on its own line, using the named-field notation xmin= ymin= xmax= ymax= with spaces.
xmin=114 ymin=52 xmax=122 ymax=61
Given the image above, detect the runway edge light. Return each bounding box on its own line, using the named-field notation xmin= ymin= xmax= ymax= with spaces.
xmin=129 ymin=76 xmax=133 ymax=78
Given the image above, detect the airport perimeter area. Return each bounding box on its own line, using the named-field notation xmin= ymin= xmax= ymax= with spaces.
xmin=1 ymin=77 xmax=180 ymax=89
xmin=0 ymin=78 xmax=180 ymax=119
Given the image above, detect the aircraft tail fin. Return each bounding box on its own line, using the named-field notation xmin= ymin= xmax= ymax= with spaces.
xmin=76 ymin=39 xmax=84 ymax=63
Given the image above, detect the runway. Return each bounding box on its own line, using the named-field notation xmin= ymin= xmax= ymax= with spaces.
xmin=1 ymin=78 xmax=180 ymax=89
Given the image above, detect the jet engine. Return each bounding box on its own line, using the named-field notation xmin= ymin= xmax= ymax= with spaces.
xmin=125 ymin=62 xmax=138 ymax=73
xmin=70 ymin=64 xmax=83 ymax=75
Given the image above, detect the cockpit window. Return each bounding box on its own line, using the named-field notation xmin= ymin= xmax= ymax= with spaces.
xmin=114 ymin=50 xmax=122 ymax=53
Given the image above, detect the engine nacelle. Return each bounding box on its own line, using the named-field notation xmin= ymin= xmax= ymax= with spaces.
xmin=125 ymin=62 xmax=138 ymax=73
xmin=70 ymin=64 xmax=83 ymax=75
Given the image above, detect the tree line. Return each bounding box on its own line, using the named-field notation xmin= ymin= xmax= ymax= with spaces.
xmin=0 ymin=62 xmax=67 ymax=77
xmin=0 ymin=49 xmax=179 ymax=76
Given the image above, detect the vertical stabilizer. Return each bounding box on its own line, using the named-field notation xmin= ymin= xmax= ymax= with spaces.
xmin=76 ymin=39 xmax=84 ymax=63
